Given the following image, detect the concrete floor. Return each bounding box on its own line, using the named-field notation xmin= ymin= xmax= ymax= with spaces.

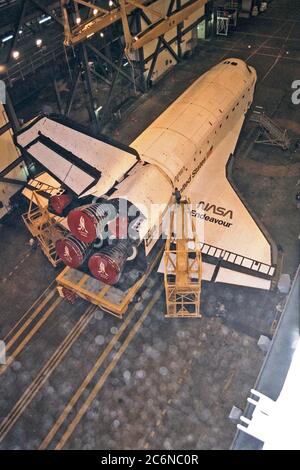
xmin=0 ymin=0 xmax=300 ymax=450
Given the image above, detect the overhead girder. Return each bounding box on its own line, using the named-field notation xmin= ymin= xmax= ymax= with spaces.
xmin=124 ymin=0 xmax=206 ymax=52
xmin=61 ymin=0 xmax=207 ymax=51
xmin=61 ymin=0 xmax=138 ymax=46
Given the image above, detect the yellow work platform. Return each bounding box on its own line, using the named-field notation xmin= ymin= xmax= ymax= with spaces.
xmin=56 ymin=246 xmax=164 ymax=318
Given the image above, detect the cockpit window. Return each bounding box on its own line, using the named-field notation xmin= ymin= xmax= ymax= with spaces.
xmin=224 ymin=60 xmax=238 ymax=66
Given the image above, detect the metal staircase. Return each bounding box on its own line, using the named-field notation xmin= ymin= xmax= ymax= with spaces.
xmin=22 ymin=180 xmax=67 ymax=266
xmin=251 ymin=106 xmax=291 ymax=150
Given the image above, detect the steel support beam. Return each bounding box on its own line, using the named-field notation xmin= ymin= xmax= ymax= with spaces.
xmin=6 ymin=0 xmax=27 ymax=64
xmin=141 ymin=9 xmax=180 ymax=62
xmin=29 ymin=0 xmax=64 ymax=26
xmin=127 ymin=0 xmax=164 ymax=20
xmin=64 ymin=68 xmax=81 ymax=116
xmin=79 ymin=44 xmax=99 ymax=131
xmin=53 ymin=78 xmax=64 ymax=115
xmin=160 ymin=35 xmax=180 ymax=62
xmin=74 ymin=0 xmax=108 ymax=14
xmin=144 ymin=13 xmax=205 ymax=65
xmin=135 ymin=10 xmax=146 ymax=92
xmin=205 ymin=0 xmax=214 ymax=39
xmin=90 ymin=68 xmax=112 ymax=87
xmin=86 ymin=43 xmax=141 ymax=90
xmin=140 ymin=6 xmax=180 ymax=87
xmin=132 ymin=0 xmax=206 ymax=50
xmin=64 ymin=3 xmax=137 ymax=45
xmin=0 ymin=176 xmax=25 ymax=186
xmin=168 ymin=0 xmax=176 ymax=15
xmin=146 ymin=35 xmax=161 ymax=88
xmin=61 ymin=0 xmax=72 ymax=42
xmin=5 ymin=92 xmax=20 ymax=132
xmin=99 ymin=52 xmax=124 ymax=127
xmin=176 ymin=0 xmax=183 ymax=58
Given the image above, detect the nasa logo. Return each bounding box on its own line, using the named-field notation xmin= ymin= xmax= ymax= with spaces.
xmin=98 ymin=261 xmax=108 ymax=278
xmin=63 ymin=246 xmax=72 ymax=263
xmin=78 ymin=216 xmax=88 ymax=235
xmin=198 ymin=201 xmax=233 ymax=220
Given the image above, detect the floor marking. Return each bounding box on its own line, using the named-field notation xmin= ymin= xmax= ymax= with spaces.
xmin=224 ymin=371 xmax=235 ymax=392
xmin=0 ymin=296 xmax=62 ymax=375
xmin=3 ymin=289 xmax=56 ymax=353
xmin=0 ymin=307 xmax=94 ymax=443
xmin=245 ymin=20 xmax=291 ymax=62
xmin=210 ymin=42 xmax=300 ymax=63
xmin=141 ymin=356 xmax=194 ymax=449
xmin=39 ymin=298 xmax=143 ymax=449
xmin=3 ymin=280 xmax=56 ymax=343
xmin=0 ymin=248 xmax=33 ymax=283
xmin=261 ymin=21 xmax=296 ymax=83
xmin=51 ymin=288 xmax=163 ymax=450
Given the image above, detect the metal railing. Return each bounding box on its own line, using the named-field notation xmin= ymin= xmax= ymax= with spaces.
xmin=200 ymin=241 xmax=275 ymax=277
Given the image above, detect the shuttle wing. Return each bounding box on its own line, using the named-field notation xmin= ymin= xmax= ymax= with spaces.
xmin=16 ymin=115 xmax=139 ymax=197
xmin=185 ymin=116 xmax=278 ymax=290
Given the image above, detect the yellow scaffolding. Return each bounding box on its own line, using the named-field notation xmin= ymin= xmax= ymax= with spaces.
xmin=56 ymin=245 xmax=165 ymax=318
xmin=164 ymin=201 xmax=202 ymax=318
xmin=22 ymin=182 xmax=67 ymax=267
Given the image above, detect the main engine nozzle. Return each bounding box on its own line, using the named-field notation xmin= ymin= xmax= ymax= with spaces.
xmin=88 ymin=241 xmax=132 ymax=285
xmin=67 ymin=203 xmax=111 ymax=243
xmin=55 ymin=235 xmax=90 ymax=268
xmin=48 ymin=192 xmax=73 ymax=216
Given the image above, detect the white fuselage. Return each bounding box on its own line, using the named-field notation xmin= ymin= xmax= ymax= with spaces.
xmin=110 ymin=59 xmax=257 ymax=248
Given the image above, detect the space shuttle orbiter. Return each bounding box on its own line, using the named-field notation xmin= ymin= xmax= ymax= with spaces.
xmin=16 ymin=58 xmax=278 ymax=290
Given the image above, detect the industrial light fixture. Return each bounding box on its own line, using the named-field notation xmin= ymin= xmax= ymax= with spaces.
xmin=36 ymin=38 xmax=42 ymax=47
xmin=93 ymin=8 xmax=98 ymax=15
xmin=100 ymin=32 xmax=104 ymax=37
xmin=76 ymin=17 xmax=81 ymax=25
xmin=2 ymin=34 xmax=13 ymax=43
xmin=39 ymin=15 xmax=51 ymax=24
xmin=109 ymin=0 xmax=114 ymax=7
xmin=12 ymin=51 xmax=20 ymax=60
